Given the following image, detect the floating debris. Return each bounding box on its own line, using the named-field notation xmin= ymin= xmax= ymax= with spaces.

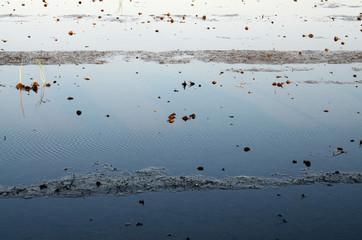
xmin=182 ymin=116 xmax=189 ymax=121
xmin=32 ymin=81 xmax=39 ymax=92
xmin=168 ymin=113 xmax=176 ymax=123
xmin=333 ymin=147 xmax=346 ymax=156
xmin=76 ymin=110 xmax=82 ymax=116
xmin=16 ymin=83 xmax=25 ymax=90
xmin=182 ymin=81 xmax=187 ymax=89
xmin=303 ymin=160 xmax=311 ymax=167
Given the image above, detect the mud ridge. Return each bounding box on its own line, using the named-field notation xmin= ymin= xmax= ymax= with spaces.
xmin=1 ymin=50 xmax=362 ymax=66
xmin=0 ymin=168 xmax=361 ymax=199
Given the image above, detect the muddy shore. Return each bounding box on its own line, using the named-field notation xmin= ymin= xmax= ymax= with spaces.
xmin=1 ymin=50 xmax=362 ymax=66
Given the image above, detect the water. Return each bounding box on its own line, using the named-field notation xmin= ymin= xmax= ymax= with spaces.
xmin=1 ymin=60 xmax=362 ymax=185
xmin=1 ymin=0 xmax=362 ymax=239
xmin=1 ymin=185 xmax=362 ymax=240
xmin=1 ymin=0 xmax=361 ymax=51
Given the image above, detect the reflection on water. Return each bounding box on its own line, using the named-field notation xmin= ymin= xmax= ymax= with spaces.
xmin=1 ymin=0 xmax=361 ymax=51
xmin=0 ymin=1 xmax=361 ymax=239
xmin=0 ymin=59 xmax=361 ymax=186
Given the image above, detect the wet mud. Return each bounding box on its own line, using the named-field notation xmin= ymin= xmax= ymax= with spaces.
xmin=1 ymin=50 xmax=362 ymax=66
xmin=1 ymin=168 xmax=361 ymax=199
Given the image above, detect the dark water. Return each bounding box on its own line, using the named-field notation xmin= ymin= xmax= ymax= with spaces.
xmin=1 ymin=184 xmax=362 ymax=240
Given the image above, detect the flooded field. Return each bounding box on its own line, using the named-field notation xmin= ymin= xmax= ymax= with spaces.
xmin=1 ymin=0 xmax=362 ymax=239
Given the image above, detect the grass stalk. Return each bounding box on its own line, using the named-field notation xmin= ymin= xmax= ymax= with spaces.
xmin=16 ymin=59 xmax=25 ymax=89
xmin=33 ymin=58 xmax=50 ymax=86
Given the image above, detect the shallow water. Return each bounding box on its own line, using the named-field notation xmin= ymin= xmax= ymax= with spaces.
xmin=1 ymin=0 xmax=362 ymax=239
xmin=1 ymin=58 xmax=362 ymax=185
xmin=1 ymin=185 xmax=362 ymax=240
xmin=1 ymin=0 xmax=362 ymax=51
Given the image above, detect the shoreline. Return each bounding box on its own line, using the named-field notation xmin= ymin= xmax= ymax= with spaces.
xmin=1 ymin=50 xmax=362 ymax=66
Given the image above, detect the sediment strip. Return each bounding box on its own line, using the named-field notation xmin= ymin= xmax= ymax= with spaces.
xmin=1 ymin=50 xmax=362 ymax=66
xmin=0 ymin=168 xmax=361 ymax=199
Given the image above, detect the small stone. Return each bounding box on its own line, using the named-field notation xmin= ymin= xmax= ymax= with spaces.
xmin=244 ymin=147 xmax=251 ymax=152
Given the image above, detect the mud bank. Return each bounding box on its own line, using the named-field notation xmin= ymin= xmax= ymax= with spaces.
xmin=1 ymin=50 xmax=362 ymax=66
xmin=1 ymin=168 xmax=361 ymax=199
